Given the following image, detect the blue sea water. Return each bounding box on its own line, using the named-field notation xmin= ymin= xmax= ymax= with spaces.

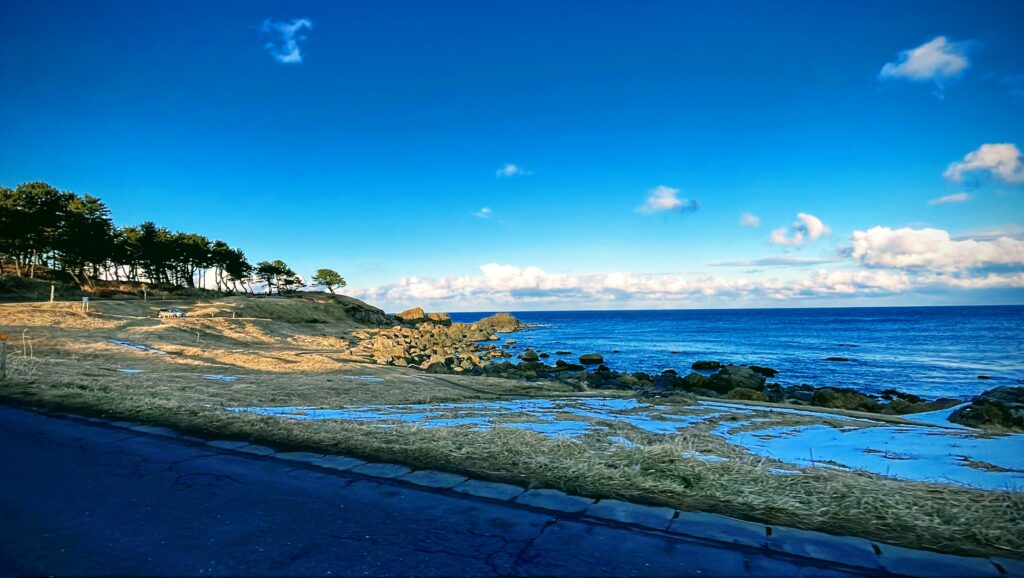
xmin=449 ymin=306 xmax=1024 ymax=399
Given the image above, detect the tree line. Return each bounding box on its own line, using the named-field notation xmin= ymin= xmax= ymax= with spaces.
xmin=0 ymin=181 xmax=346 ymax=294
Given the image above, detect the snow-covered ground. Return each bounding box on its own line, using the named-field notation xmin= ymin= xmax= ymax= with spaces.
xmin=233 ymin=397 xmax=1024 ymax=491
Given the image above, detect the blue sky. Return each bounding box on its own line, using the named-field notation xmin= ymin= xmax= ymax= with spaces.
xmin=2 ymin=0 xmax=1023 ymax=311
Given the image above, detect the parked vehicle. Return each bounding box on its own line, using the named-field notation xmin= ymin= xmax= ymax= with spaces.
xmin=158 ymin=307 xmax=187 ymax=318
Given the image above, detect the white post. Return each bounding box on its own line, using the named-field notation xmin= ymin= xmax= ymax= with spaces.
xmin=50 ymin=284 xmax=55 ymax=303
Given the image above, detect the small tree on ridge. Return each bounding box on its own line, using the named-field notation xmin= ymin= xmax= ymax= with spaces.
xmin=312 ymin=268 xmax=346 ymax=294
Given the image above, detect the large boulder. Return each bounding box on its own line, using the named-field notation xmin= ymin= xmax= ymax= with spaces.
xmin=396 ymin=307 xmax=426 ymax=322
xmin=579 ymin=353 xmax=604 ymax=365
xmin=705 ymin=365 xmax=766 ymax=394
xmin=950 ymin=387 xmax=1024 ymax=431
xmin=521 ymin=348 xmax=540 ymax=362
xmin=426 ymin=312 xmax=452 ymax=326
xmin=809 ymin=387 xmax=881 ymax=413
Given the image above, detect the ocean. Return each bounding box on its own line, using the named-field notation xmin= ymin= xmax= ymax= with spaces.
xmin=449 ymin=305 xmax=1024 ymax=399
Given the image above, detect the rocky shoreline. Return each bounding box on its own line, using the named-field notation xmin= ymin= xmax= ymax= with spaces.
xmin=351 ymin=308 xmax=1023 ymax=431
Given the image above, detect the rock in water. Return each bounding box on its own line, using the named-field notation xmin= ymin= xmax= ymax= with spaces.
xmin=950 ymin=386 xmax=1024 ymax=431
xmin=579 ymin=353 xmax=604 ymax=365
xmin=748 ymin=365 xmax=778 ymax=377
xmin=691 ymin=360 xmax=723 ymax=370
xmin=474 ymin=313 xmax=526 ymax=332
xmin=521 ymin=348 xmax=540 ymax=362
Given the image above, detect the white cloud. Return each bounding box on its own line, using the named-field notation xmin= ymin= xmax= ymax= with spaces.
xmin=879 ymin=36 xmax=969 ymax=83
xmin=473 ymin=207 xmax=492 ymax=219
xmin=944 ymin=143 xmax=1024 ymax=185
xmin=916 ymin=272 xmax=1024 ymax=289
xmin=636 ymin=185 xmax=698 ymax=215
xmin=850 ymin=226 xmax=1024 ymax=271
xmin=496 ymin=163 xmax=531 ymax=178
xmin=740 ymin=212 xmax=761 ymax=228
xmin=928 ymin=192 xmax=970 ymax=205
xmin=348 ymin=262 xmax=1023 ymax=311
xmin=262 ymin=18 xmax=313 ymax=64
xmin=768 ymin=213 xmax=830 ymax=247
xmin=708 ymin=255 xmax=838 ymax=267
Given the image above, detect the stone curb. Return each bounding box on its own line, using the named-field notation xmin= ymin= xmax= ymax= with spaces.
xmin=451 ymin=479 xmax=525 ymax=501
xmin=351 ymin=462 xmax=412 ymax=478
xmin=85 ymin=412 xmax=1012 ymax=576
xmin=585 ymin=499 xmax=675 ymax=531
xmin=515 ymin=489 xmax=594 ymax=513
xmin=401 ymin=469 xmax=468 ymax=489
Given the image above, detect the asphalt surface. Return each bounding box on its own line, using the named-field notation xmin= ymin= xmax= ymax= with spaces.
xmin=0 ymin=404 xmax=873 ymax=577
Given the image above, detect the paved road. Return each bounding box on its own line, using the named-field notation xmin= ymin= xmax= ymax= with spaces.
xmin=0 ymin=405 xmax=875 ymax=577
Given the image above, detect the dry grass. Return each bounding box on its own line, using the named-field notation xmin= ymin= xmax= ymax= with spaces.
xmin=0 ymin=296 xmax=1021 ymax=560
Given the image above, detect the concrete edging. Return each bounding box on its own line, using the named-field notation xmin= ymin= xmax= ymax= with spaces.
xmin=78 ymin=412 xmax=1012 ymax=577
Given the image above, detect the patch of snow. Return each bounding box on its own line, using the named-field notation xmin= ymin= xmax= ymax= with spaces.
xmin=110 ymin=340 xmax=166 ymax=355
xmin=608 ymin=436 xmax=637 ymax=447
xmin=681 ymin=450 xmax=727 ymax=463
xmin=504 ymin=421 xmax=597 ymax=438
xmin=717 ymin=423 xmax=1024 ymax=491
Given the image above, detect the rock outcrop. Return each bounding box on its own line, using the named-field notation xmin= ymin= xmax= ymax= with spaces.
xmin=474 ymin=313 xmax=526 ymax=333
xmin=396 ymin=307 xmax=426 ymax=322
xmin=396 ymin=307 xmax=453 ymax=326
xmin=349 ymin=312 xmax=529 ymax=373
xmin=950 ymin=386 xmax=1024 ymax=431
xmin=579 ymin=353 xmax=604 ymax=365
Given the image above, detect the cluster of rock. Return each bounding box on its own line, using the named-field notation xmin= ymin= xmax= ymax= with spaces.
xmin=349 ymin=309 xmax=1023 ymax=430
xmin=349 ymin=311 xmax=529 ymax=372
xmin=950 ymin=386 xmax=1024 ymax=430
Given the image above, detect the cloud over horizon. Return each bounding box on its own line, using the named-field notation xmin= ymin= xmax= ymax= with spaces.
xmin=636 ymin=185 xmax=698 ymax=215
xmin=345 ymin=221 xmax=1024 ymax=310
xmin=850 ymin=226 xmax=1024 ymax=272
xmin=261 ymin=18 xmax=313 ymax=64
